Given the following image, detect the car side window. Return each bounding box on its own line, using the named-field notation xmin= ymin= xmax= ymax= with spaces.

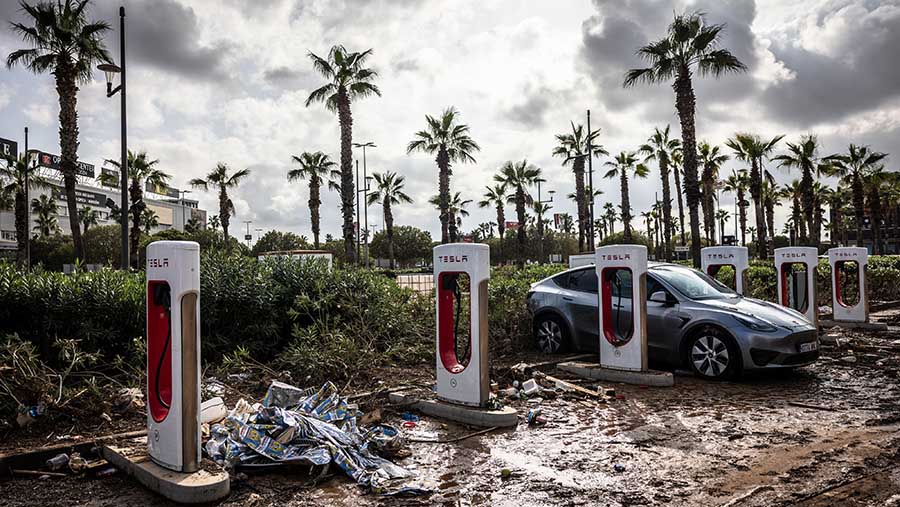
xmin=646 ymin=275 xmax=667 ymax=301
xmin=569 ymin=269 xmax=598 ymax=294
xmin=609 ymin=270 xmax=632 ymax=299
xmin=552 ymin=273 xmax=570 ymax=289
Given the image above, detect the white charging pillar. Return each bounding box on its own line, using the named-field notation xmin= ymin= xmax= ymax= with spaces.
xmin=595 ymin=245 xmax=648 ymax=372
xmin=828 ymin=247 xmax=869 ymax=323
xmin=146 ymin=241 xmax=201 ymax=473
xmin=774 ymin=247 xmax=818 ymax=326
xmin=701 ymin=246 xmax=749 ymax=295
xmin=433 ymin=243 xmax=490 ymax=407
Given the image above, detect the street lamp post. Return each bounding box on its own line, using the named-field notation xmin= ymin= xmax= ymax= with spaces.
xmin=353 ymin=142 xmax=375 ymax=267
xmin=98 ymin=6 xmax=128 ymax=269
xmin=586 ymin=109 xmax=595 ymax=252
xmin=243 ymin=220 xmax=252 ymax=247
xmin=24 ymin=126 xmax=30 ymax=269
xmin=179 ymin=189 xmax=192 ymax=230
xmin=536 ymin=179 xmax=554 ymax=264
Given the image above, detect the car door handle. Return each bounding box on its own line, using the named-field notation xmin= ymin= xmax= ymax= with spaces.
xmin=562 ymin=296 xmax=574 ymax=301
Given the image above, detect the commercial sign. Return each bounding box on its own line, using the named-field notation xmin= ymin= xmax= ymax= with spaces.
xmin=0 ymin=137 xmax=17 ymax=159
xmin=50 ymin=183 xmax=107 ymax=208
xmin=505 ymin=221 xmax=519 ymax=230
xmin=145 ymin=181 xmax=180 ymax=199
xmin=100 ymin=167 xmax=120 ymax=188
xmin=32 ymin=150 xmax=95 ymax=178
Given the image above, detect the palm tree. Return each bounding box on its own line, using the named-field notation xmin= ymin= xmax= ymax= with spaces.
xmin=670 ymin=150 xmax=687 ymax=245
xmin=824 ymin=145 xmax=888 ymax=248
xmin=140 ymin=208 xmax=158 ymax=235
xmin=715 ymin=208 xmax=730 ymax=244
xmin=697 ymin=141 xmax=729 ymax=244
xmin=495 ymin=160 xmax=541 ymax=266
xmin=429 ymin=192 xmax=472 ymax=234
xmin=306 ymin=45 xmax=381 ymax=261
xmin=603 ymin=152 xmax=649 ymax=242
xmin=288 ymin=151 xmax=337 ymax=249
xmin=189 ymin=163 xmax=250 ymax=248
xmin=78 ymin=206 xmax=99 ymax=232
xmin=624 ymin=12 xmax=747 ymax=266
xmin=639 ymin=125 xmax=681 ymax=260
xmin=553 ymin=122 xmax=607 ymax=251
xmin=367 ymin=171 xmax=412 ymax=269
xmin=102 ymin=150 xmax=169 ymax=267
xmin=722 ymin=169 xmax=750 ymax=246
xmin=559 ymin=213 xmax=575 ymax=236
xmin=603 ymin=202 xmax=618 ymax=235
xmin=478 ymin=183 xmax=507 ymax=259
xmin=1 ymin=154 xmax=48 ymax=264
xmin=773 ymin=135 xmax=824 ymax=248
xmin=407 ymin=107 xmax=479 ymax=243
xmin=532 ymin=200 xmax=552 ymax=263
xmin=763 ymin=172 xmax=779 ymax=245
xmin=725 ymin=133 xmax=784 ymax=257
xmin=31 ymin=194 xmax=59 ymax=237
xmin=7 ymin=0 xmax=111 ymax=260
xmin=780 ymin=180 xmax=805 ymax=243
xmin=641 ymin=210 xmax=655 ymax=252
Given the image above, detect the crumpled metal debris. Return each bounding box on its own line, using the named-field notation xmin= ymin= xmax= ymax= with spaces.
xmin=205 ymin=381 xmax=413 ymax=489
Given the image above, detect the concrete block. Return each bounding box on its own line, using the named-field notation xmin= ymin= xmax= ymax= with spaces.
xmin=819 ymin=319 xmax=889 ymax=331
xmin=557 ymin=361 xmax=674 ymax=387
xmin=388 ymin=392 xmax=518 ymax=428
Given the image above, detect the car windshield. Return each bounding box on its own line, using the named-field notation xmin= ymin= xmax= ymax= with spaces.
xmin=652 ymin=265 xmax=739 ymax=300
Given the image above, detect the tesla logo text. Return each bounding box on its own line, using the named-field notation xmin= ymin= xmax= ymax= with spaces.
xmin=782 ymin=253 xmax=807 ymax=259
xmin=600 ymin=254 xmax=630 ymax=261
xmin=707 ymin=253 xmax=735 ymax=260
xmin=834 ymin=252 xmax=861 ymax=258
xmin=148 ymin=258 xmax=169 ymax=268
xmin=439 ymin=255 xmax=469 ymax=263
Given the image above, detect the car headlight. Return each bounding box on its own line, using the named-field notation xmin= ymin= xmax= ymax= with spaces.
xmin=733 ymin=314 xmax=777 ymax=332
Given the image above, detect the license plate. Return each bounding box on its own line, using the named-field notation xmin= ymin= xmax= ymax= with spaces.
xmin=799 ymin=341 xmax=818 ymax=353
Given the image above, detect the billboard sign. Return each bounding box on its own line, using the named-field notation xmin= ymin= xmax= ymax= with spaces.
xmin=32 ymin=150 xmax=95 ymax=178
xmin=145 ymin=180 xmax=180 ymax=199
xmin=50 ymin=184 xmax=107 ymax=208
xmin=100 ymin=167 xmax=120 ymax=188
xmin=505 ymin=221 xmax=519 ymax=230
xmin=0 ymin=137 xmax=17 ymax=160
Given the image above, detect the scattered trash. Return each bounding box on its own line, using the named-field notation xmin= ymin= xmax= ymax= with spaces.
xmin=381 ymin=486 xmax=432 ymax=497
xmin=521 ymin=379 xmax=541 ymax=396
xmin=526 ymin=408 xmax=546 ymax=426
xmin=201 ymin=397 xmax=228 ymax=424
xmin=840 ymin=355 xmax=858 ymax=363
xmin=402 ymin=421 xmax=417 ymax=429
xmin=401 ymin=412 xmax=420 ymax=422
xmin=613 ymin=463 xmax=626 ymax=473
xmin=46 ymin=453 xmax=69 ymax=471
xmin=100 ymin=412 xmax=112 ymax=423
xmin=500 ymin=468 xmax=512 ymax=479
xmin=205 ymin=381 xmax=413 ymax=490
xmin=16 ymin=402 xmax=45 ymax=427
xmin=68 ymin=452 xmax=88 ymax=473
xmin=39 ymin=474 xmax=51 ymax=480
xmin=500 ymin=387 xmax=519 ymax=399
xmin=96 ymin=467 xmax=118 ymax=478
xmin=244 ymin=492 xmax=262 ymax=507
xmin=111 ymin=387 xmax=144 ymax=414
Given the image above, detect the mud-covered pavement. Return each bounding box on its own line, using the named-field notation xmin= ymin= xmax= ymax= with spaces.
xmin=5 ymin=317 xmax=900 ymax=506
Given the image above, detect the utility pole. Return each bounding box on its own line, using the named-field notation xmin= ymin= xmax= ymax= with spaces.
xmin=243 ymin=220 xmax=252 ymax=247
xmin=536 ymin=179 xmax=554 ymax=264
xmin=586 ymin=109 xmax=595 ymax=251
xmin=353 ymin=142 xmax=376 ymax=267
xmin=24 ymin=126 xmax=30 ymax=269
xmin=355 ymin=159 xmax=360 ymax=263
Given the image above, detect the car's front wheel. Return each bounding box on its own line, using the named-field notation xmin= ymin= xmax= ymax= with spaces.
xmin=534 ymin=314 xmax=569 ymax=354
xmin=687 ymin=326 xmax=740 ymax=379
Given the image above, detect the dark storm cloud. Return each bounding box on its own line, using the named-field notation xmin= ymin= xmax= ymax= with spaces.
xmin=761 ymin=2 xmax=900 ymax=126
xmin=504 ymin=85 xmax=573 ymax=129
xmin=262 ymin=65 xmax=316 ymax=88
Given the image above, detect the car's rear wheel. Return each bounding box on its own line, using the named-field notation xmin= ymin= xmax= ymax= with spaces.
xmin=687 ymin=326 xmax=740 ymax=380
xmin=534 ymin=314 xmax=568 ymax=354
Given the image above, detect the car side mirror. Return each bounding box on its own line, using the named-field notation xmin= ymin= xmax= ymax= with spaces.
xmin=650 ymin=291 xmax=675 ymax=306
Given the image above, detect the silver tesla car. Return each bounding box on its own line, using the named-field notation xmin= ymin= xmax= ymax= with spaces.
xmin=526 ymin=262 xmax=820 ymax=379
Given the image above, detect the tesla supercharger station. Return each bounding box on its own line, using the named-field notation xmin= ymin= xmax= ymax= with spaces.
xmin=146 ymin=241 xmax=201 ymax=473
xmin=434 ymin=243 xmax=490 ymax=407
xmin=774 ymin=247 xmax=818 ymax=326
xmin=595 ymin=245 xmax=648 ymax=372
xmin=701 ymin=246 xmax=749 ymax=295
xmin=828 ymin=247 xmax=869 ymax=323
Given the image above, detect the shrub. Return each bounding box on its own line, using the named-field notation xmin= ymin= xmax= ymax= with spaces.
xmin=488 ymin=264 xmax=567 ymax=354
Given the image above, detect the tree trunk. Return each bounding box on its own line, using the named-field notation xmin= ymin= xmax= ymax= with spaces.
xmin=869 ymin=191 xmax=882 ymax=255
xmin=793 ymin=198 xmax=804 ymax=242
xmin=852 ymin=174 xmax=865 ymax=248
xmin=437 ymin=147 xmax=451 ymax=243
xmin=383 ymin=200 xmax=395 ymax=269
xmin=620 ymin=169 xmax=631 ymax=242
xmin=516 ymin=189 xmax=526 ymax=266
xmin=496 ymin=205 xmax=505 ymax=263
xmin=738 ymin=188 xmax=747 ymax=246
xmin=659 ymin=153 xmax=673 ymax=260
xmin=748 ymin=157 xmax=767 ymax=258
xmin=800 ymin=166 xmax=815 ymax=247
xmin=573 ymin=157 xmax=586 ymax=252
xmin=219 ymin=188 xmax=230 ymax=246
xmin=130 ymin=183 xmax=142 ymax=268
xmin=309 ymin=176 xmax=321 ymax=249
xmin=55 ymin=64 xmax=84 ymax=260
xmin=674 ymin=72 xmax=702 ymax=267
xmin=701 ymin=162 xmax=713 ymax=243
xmin=336 ymin=88 xmax=356 ymax=262
xmin=15 ymin=190 xmax=26 ymax=266
xmin=673 ymin=161 xmax=686 ymax=246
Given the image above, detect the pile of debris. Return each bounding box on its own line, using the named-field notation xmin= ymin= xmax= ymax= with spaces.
xmin=205 ymin=381 xmax=413 ymax=489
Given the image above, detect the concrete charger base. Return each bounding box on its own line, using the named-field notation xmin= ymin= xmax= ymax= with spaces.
xmin=388 ymin=391 xmax=518 ymax=428
xmin=819 ymin=319 xmax=889 ymax=331
xmin=102 ymin=437 xmax=230 ymax=504
xmin=557 ymin=361 xmax=675 ymax=387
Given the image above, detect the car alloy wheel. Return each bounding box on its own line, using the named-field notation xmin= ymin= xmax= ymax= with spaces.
xmin=536 ymin=319 xmax=563 ymax=353
xmin=691 ymin=334 xmax=730 ymax=378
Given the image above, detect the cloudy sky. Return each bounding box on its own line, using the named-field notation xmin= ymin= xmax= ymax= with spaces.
xmin=1 ymin=0 xmax=898 ymax=242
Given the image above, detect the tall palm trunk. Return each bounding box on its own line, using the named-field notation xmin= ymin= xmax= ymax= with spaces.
xmin=15 ymin=190 xmax=27 ymax=266
xmin=620 ymin=169 xmax=632 ymax=242
xmin=336 ymin=88 xmax=355 ymax=261
xmin=674 ymin=73 xmax=702 ymax=267
xmin=573 ymin=157 xmax=587 ymax=251
xmin=659 ymin=154 xmax=673 ymax=260
xmin=129 ymin=182 xmax=142 ymax=267
xmin=437 ymin=147 xmax=451 ymax=243
xmin=851 ymin=175 xmax=865 ymax=248
xmin=309 ymin=175 xmax=321 ymax=249
xmin=800 ymin=167 xmax=815 ymax=248
xmin=765 ymin=194 xmax=774 ymax=247
xmin=738 ymin=188 xmax=747 ymax=246
xmin=748 ymin=157 xmax=767 ymax=258
xmin=495 ymin=204 xmax=505 ymax=262
xmin=56 ymin=60 xmax=85 ymax=259
xmin=515 ymin=189 xmax=526 ymax=266
xmin=384 ymin=199 xmax=395 ymax=269
xmin=792 ymin=197 xmax=804 ymax=242
xmin=869 ymin=190 xmax=883 ymax=255
xmin=701 ymin=163 xmax=714 ymax=243
xmin=219 ymin=188 xmax=230 ymax=245
xmin=537 ymin=213 xmax=544 ymax=263
xmin=673 ymin=161 xmax=686 ymax=246
xmin=830 ymin=196 xmax=842 ymax=246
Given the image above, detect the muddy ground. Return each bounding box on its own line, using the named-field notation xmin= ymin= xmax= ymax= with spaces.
xmin=4 ymin=312 xmax=900 ymax=506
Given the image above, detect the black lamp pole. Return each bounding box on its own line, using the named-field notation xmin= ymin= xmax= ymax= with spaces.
xmin=118 ymin=7 xmax=128 ymax=269
xmin=586 ymin=109 xmax=595 ymax=251
xmin=24 ymin=126 xmax=30 ymax=269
